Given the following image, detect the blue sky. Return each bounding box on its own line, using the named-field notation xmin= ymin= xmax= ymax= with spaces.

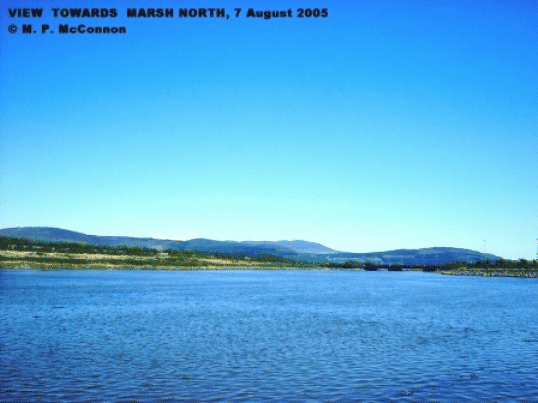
xmin=1 ymin=0 xmax=537 ymax=259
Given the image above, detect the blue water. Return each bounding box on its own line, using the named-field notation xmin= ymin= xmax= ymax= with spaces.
xmin=1 ymin=269 xmax=537 ymax=402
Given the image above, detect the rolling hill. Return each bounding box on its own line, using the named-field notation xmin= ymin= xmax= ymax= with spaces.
xmin=0 ymin=227 xmax=501 ymax=265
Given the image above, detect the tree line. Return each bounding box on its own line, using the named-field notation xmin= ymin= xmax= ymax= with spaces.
xmin=0 ymin=236 xmax=160 ymax=256
xmin=324 ymin=258 xmax=538 ymax=271
xmin=0 ymin=236 xmax=314 ymax=267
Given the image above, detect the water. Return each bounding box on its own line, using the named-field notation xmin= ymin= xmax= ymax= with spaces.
xmin=1 ymin=269 xmax=537 ymax=402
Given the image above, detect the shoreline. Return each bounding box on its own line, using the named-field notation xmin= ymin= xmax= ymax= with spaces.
xmin=439 ymin=269 xmax=538 ymax=278
xmin=0 ymin=249 xmax=317 ymax=271
xmin=2 ymin=262 xmax=537 ymax=277
xmin=0 ymin=264 xmax=322 ymax=271
xmin=2 ymin=249 xmax=537 ymax=277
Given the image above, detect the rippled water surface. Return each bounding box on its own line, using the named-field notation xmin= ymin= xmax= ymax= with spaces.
xmin=1 ymin=269 xmax=538 ymax=402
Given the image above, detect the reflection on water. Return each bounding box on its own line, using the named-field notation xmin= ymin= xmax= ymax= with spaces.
xmin=1 ymin=269 xmax=537 ymax=402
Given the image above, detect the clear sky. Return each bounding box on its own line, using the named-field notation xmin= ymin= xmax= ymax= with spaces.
xmin=1 ymin=0 xmax=537 ymax=260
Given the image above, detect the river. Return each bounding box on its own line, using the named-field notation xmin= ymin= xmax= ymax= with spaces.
xmin=1 ymin=269 xmax=537 ymax=402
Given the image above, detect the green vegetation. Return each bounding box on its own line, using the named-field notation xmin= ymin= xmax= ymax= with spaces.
xmin=0 ymin=236 xmax=159 ymax=256
xmin=0 ymin=236 xmax=316 ymax=270
xmin=324 ymin=258 xmax=538 ymax=277
xmin=324 ymin=260 xmax=417 ymax=271
xmin=437 ymin=258 xmax=538 ymax=277
xmin=323 ymin=260 xmax=363 ymax=269
xmin=3 ymin=236 xmax=536 ymax=276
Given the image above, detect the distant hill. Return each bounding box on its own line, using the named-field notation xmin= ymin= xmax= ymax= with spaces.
xmin=0 ymin=227 xmax=306 ymax=259
xmin=325 ymin=247 xmax=501 ymax=266
xmin=242 ymin=240 xmax=339 ymax=255
xmin=0 ymin=227 xmax=501 ymax=265
xmin=274 ymin=240 xmax=339 ymax=254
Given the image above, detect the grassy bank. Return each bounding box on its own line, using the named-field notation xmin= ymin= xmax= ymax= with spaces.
xmin=0 ymin=250 xmax=319 ymax=270
xmin=0 ymin=236 xmax=317 ymax=270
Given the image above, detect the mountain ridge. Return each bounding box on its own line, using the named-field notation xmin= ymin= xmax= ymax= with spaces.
xmin=0 ymin=226 xmax=501 ymax=265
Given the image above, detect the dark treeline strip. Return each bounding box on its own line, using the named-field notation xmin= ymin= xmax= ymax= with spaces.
xmin=439 ymin=258 xmax=538 ymax=270
xmin=323 ymin=261 xmax=413 ymax=271
xmin=0 ymin=236 xmax=159 ymax=256
xmin=324 ymin=258 xmax=538 ymax=272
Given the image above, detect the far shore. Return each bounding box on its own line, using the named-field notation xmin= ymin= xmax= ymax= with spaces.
xmin=0 ymin=250 xmax=319 ymax=271
xmin=4 ymin=235 xmax=538 ymax=277
xmin=0 ymin=263 xmax=324 ymax=271
xmin=1 ymin=249 xmax=537 ymax=277
xmin=1 ymin=258 xmax=537 ymax=278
